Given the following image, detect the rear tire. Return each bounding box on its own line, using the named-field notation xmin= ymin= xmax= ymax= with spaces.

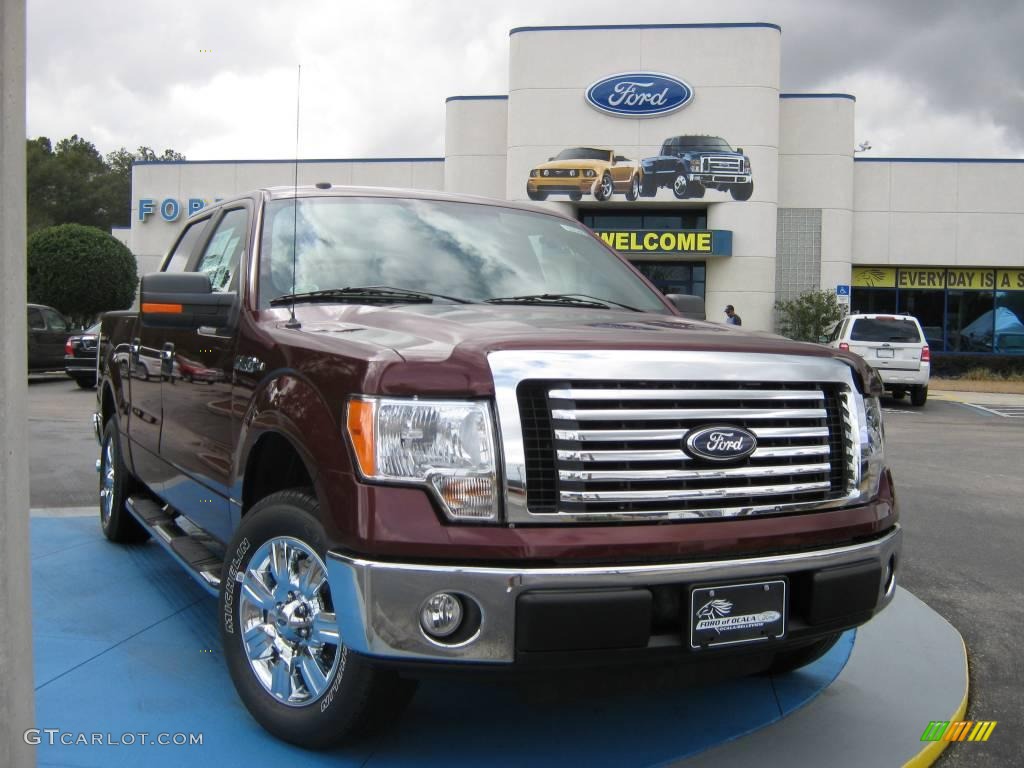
xmin=766 ymin=633 xmax=841 ymax=675
xmin=75 ymin=375 xmax=97 ymax=389
xmin=890 ymin=389 xmax=906 ymax=401
xmin=220 ymin=490 xmax=416 ymax=749
xmin=99 ymin=419 xmax=149 ymax=543
xmin=910 ymin=385 xmax=928 ymax=407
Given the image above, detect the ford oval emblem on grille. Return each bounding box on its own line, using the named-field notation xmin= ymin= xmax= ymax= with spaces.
xmin=585 ymin=72 xmax=693 ymax=118
xmin=685 ymin=426 xmax=757 ymax=462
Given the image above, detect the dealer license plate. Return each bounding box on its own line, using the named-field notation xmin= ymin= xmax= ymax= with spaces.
xmin=690 ymin=579 xmax=787 ymax=649
xmin=876 ymin=348 xmax=895 ymax=358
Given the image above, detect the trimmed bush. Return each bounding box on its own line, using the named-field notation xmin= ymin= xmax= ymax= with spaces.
xmin=27 ymin=224 xmax=137 ymax=326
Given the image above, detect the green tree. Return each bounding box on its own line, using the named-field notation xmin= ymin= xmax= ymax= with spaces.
xmin=26 ymin=135 xmax=185 ymax=233
xmin=27 ymin=224 xmax=138 ymax=327
xmin=774 ymin=289 xmax=845 ymax=342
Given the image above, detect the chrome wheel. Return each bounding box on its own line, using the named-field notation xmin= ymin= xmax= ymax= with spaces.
xmin=99 ymin=438 xmax=115 ymax=525
xmin=673 ymin=173 xmax=688 ymax=198
xmin=600 ymin=174 xmax=613 ymax=199
xmin=238 ymin=536 xmax=341 ymax=707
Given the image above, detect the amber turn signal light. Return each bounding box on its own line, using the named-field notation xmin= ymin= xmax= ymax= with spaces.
xmin=346 ymin=399 xmax=376 ymax=476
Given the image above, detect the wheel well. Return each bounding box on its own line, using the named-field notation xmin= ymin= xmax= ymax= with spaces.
xmin=101 ymin=384 xmax=116 ymax=426
xmin=242 ymin=432 xmax=315 ymax=515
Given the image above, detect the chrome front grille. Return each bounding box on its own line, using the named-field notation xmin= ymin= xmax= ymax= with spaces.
xmin=702 ymin=155 xmax=743 ymax=173
xmin=515 ymin=380 xmax=848 ymax=521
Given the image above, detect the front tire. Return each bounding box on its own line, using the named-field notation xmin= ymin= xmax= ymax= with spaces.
xmin=910 ymin=385 xmax=928 ymax=407
xmin=730 ymin=182 xmax=754 ymax=201
xmin=220 ymin=490 xmax=416 ymax=749
xmin=99 ymin=418 xmax=149 ymax=543
xmin=672 ymin=173 xmax=689 ymax=199
xmin=593 ymin=172 xmax=614 ymax=202
xmin=526 ymin=188 xmax=547 ymax=201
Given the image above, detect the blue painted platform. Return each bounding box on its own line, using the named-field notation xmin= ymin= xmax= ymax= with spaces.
xmin=32 ymin=515 xmax=853 ymax=767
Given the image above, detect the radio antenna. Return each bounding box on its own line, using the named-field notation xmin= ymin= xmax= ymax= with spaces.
xmin=284 ymin=63 xmax=302 ymax=329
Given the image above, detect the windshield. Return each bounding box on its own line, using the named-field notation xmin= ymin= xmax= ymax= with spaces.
xmin=553 ymin=148 xmax=611 ymax=162
xmin=258 ymin=197 xmax=668 ymax=312
xmin=676 ymin=137 xmax=732 ymax=151
xmin=850 ymin=318 xmax=922 ymax=343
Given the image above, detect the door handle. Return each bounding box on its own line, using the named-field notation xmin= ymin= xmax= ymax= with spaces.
xmin=161 ymin=342 xmax=175 ymax=378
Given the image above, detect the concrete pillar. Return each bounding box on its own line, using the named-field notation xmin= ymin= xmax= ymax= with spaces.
xmin=0 ymin=0 xmax=36 ymax=765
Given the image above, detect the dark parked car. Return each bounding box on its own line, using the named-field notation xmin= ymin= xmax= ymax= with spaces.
xmin=65 ymin=323 xmax=100 ymax=389
xmin=27 ymin=303 xmax=72 ymax=373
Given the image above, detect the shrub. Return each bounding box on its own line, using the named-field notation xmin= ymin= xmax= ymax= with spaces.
xmin=774 ymin=289 xmax=845 ymax=342
xmin=27 ymin=224 xmax=137 ymax=326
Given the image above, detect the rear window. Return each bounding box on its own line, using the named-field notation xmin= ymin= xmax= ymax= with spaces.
xmin=850 ymin=318 xmax=922 ymax=343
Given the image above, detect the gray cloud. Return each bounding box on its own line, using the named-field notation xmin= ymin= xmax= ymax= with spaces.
xmin=26 ymin=0 xmax=1024 ymax=158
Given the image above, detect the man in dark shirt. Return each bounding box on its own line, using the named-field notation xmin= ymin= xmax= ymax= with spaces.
xmin=725 ymin=305 xmax=742 ymax=325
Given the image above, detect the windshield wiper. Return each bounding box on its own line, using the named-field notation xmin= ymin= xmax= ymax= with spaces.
xmin=270 ymin=285 xmax=472 ymax=307
xmin=484 ymin=293 xmax=640 ymax=311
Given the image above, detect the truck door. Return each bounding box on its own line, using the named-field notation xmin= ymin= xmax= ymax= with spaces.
xmin=35 ymin=306 xmax=70 ymax=369
xmin=158 ymin=204 xmax=249 ymax=542
xmin=128 ymin=215 xmax=213 ymax=489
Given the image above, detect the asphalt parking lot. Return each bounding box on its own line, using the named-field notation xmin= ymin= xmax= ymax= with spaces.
xmin=27 ymin=376 xmax=1023 ymax=766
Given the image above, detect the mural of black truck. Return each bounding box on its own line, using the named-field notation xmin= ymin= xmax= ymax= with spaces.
xmin=640 ymin=136 xmax=753 ymax=201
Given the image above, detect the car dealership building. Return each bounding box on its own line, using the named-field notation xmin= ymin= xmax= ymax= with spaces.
xmin=127 ymin=22 xmax=1024 ymax=353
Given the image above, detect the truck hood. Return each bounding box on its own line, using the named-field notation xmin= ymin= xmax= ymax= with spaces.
xmin=273 ymin=303 xmax=853 ymax=395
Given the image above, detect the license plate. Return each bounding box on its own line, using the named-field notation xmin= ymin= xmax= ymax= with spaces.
xmin=690 ymin=579 xmax=786 ymax=649
xmin=876 ymin=348 xmax=895 ymax=358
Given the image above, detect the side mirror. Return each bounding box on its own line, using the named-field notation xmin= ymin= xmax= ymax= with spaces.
xmin=614 ymin=155 xmax=628 ymax=162
xmin=666 ymin=293 xmax=706 ymax=321
xmin=140 ymin=272 xmax=237 ymax=330
xmin=548 ymin=156 xmax=555 ymax=161
xmin=736 ymin=147 xmax=745 ymax=154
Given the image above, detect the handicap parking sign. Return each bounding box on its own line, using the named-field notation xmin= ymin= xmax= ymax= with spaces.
xmin=836 ymin=284 xmax=851 ymax=296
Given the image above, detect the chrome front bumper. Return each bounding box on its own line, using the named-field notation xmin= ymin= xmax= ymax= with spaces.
xmin=326 ymin=525 xmax=901 ymax=664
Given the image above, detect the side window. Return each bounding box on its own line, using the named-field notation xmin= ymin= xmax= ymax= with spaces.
xmin=164 ymin=218 xmax=211 ymax=273
xmin=41 ymin=308 xmax=68 ymax=331
xmin=27 ymin=308 xmax=45 ymax=330
xmin=195 ymin=207 xmax=248 ymax=292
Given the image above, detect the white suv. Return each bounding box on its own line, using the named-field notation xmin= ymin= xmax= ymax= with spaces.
xmin=826 ymin=314 xmax=931 ymax=406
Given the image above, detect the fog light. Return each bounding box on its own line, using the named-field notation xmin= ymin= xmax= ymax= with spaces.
xmin=420 ymin=592 xmax=463 ymax=638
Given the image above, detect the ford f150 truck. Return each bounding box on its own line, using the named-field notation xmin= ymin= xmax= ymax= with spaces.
xmin=95 ymin=185 xmax=899 ymax=748
xmin=640 ymin=135 xmax=753 ymax=200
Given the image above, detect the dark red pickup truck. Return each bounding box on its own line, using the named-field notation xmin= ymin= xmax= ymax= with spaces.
xmin=95 ymin=186 xmax=899 ymax=748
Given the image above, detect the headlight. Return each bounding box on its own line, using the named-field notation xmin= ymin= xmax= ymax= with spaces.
xmin=743 ymin=158 xmax=751 ymax=172
xmin=689 ymin=159 xmax=700 ymax=172
xmin=346 ymin=397 xmax=499 ymax=522
xmin=854 ymin=391 xmax=885 ymax=499
xmin=542 ymin=169 xmax=550 ymax=177
xmin=529 ymin=169 xmax=538 ymax=178
xmin=584 ymin=169 xmax=596 ymax=177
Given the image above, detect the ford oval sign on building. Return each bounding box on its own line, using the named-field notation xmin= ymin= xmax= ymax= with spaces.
xmin=585 ymin=72 xmax=693 ymax=118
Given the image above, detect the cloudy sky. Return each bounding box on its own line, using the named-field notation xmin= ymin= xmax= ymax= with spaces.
xmin=26 ymin=0 xmax=1024 ymax=161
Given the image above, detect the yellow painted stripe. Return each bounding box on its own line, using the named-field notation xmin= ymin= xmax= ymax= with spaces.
xmin=902 ymin=633 xmax=969 ymax=768
xmin=979 ymin=721 xmax=997 ymax=742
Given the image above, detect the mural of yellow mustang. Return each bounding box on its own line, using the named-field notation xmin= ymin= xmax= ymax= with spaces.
xmin=527 ymin=147 xmax=640 ymax=202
